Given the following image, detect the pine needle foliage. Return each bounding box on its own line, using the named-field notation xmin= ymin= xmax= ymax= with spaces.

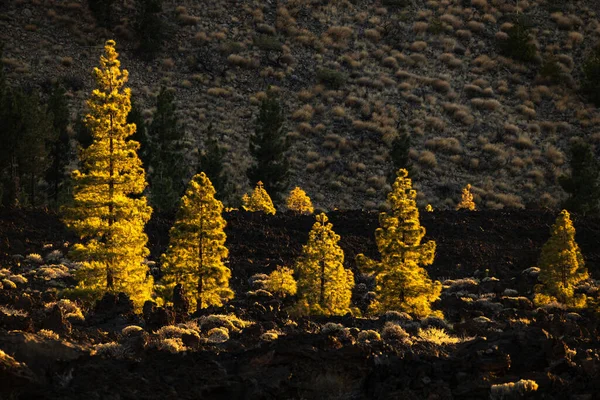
xmin=295 ymin=213 xmax=354 ymax=316
xmin=247 ymin=90 xmax=289 ymax=202
xmin=286 ymin=186 xmax=314 ymax=214
xmin=559 ymin=141 xmax=600 ymax=216
xmin=62 ymin=40 xmax=153 ymax=309
xmin=242 ymin=181 xmax=276 ymax=214
xmin=161 ymin=172 xmax=234 ymax=312
xmin=534 ymin=210 xmax=588 ymax=307
xmin=357 ymin=169 xmax=441 ymax=318
xmin=457 ymin=184 xmax=476 ymax=211
xmin=198 ymin=123 xmax=228 ymax=200
xmin=264 ymin=266 xmax=297 ymax=298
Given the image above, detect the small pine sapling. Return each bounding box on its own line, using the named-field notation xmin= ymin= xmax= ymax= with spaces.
xmin=264 ymin=266 xmax=297 ymax=298
xmin=534 ymin=210 xmax=588 ymax=307
xmin=286 ymin=186 xmax=314 ymax=214
xmin=161 ymin=173 xmax=234 ymax=312
xmin=242 ymin=181 xmax=276 ymax=214
xmin=456 ymin=184 xmax=476 ymax=210
xmin=295 ymin=213 xmax=354 ymax=315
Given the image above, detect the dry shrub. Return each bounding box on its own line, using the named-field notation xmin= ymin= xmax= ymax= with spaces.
xmin=440 ymin=14 xmax=463 ymax=29
xmin=410 ymin=41 xmax=428 ymax=52
xmin=364 ymin=29 xmax=381 ymax=42
xmin=292 ymin=104 xmax=314 ymax=121
xmin=207 ymin=87 xmax=231 ymax=97
xmin=471 ymin=98 xmax=501 ymax=111
xmin=418 ymin=150 xmax=438 ymax=168
xmin=438 ymin=53 xmax=462 ymax=68
xmin=545 ymin=145 xmax=564 ymax=166
xmin=456 ymin=29 xmax=472 ymax=40
xmin=425 ymin=137 xmax=462 ymax=154
xmin=431 ymin=79 xmax=451 ymax=93
xmin=413 ymin=21 xmax=429 ymax=34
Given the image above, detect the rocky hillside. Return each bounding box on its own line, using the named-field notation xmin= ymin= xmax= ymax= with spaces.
xmin=1 ymin=0 xmax=600 ymax=209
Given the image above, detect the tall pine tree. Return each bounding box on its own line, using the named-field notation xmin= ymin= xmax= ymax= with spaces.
xmin=63 ymin=40 xmax=153 ymax=308
xmin=295 ymin=213 xmax=354 ymax=316
xmin=46 ymin=84 xmax=71 ymax=206
xmin=247 ymin=90 xmax=289 ymax=202
xmin=198 ymin=123 xmax=227 ymax=200
xmin=147 ymin=87 xmax=187 ymax=213
xmin=160 ymin=172 xmax=234 ymax=312
xmin=559 ymin=141 xmax=600 ymax=216
xmin=357 ymin=169 xmax=441 ymax=317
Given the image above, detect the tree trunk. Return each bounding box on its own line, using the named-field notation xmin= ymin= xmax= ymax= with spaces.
xmin=196 ymin=203 xmax=205 ymax=313
xmin=107 ymin=114 xmax=115 ymax=290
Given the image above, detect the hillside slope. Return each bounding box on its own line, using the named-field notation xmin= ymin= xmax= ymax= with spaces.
xmin=1 ymin=0 xmax=600 ymax=209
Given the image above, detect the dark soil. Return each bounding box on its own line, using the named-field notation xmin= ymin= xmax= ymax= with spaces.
xmin=0 ymin=208 xmax=599 ymax=400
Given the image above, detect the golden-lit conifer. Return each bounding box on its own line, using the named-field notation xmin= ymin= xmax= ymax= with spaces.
xmin=63 ymin=40 xmax=153 ymax=308
xmin=425 ymin=204 xmax=433 ymax=212
xmin=286 ymin=186 xmax=314 ymax=214
xmin=264 ymin=266 xmax=297 ymax=298
xmin=534 ymin=210 xmax=588 ymax=307
xmin=295 ymin=213 xmax=354 ymax=315
xmin=357 ymin=169 xmax=441 ymax=317
xmin=161 ymin=172 xmax=234 ymax=312
xmin=242 ymin=181 xmax=276 ymax=214
xmin=456 ymin=184 xmax=476 ymax=210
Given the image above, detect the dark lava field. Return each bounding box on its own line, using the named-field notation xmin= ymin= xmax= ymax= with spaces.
xmin=0 ymin=208 xmax=599 ymax=399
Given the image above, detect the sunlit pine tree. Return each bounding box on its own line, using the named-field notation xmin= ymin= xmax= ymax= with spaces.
xmin=264 ymin=266 xmax=297 ymax=298
xmin=357 ymin=169 xmax=441 ymax=317
xmin=534 ymin=209 xmax=588 ymax=307
xmin=161 ymin=172 xmax=234 ymax=312
xmin=63 ymin=40 xmax=153 ymax=308
xmin=456 ymin=184 xmax=476 ymax=210
xmin=286 ymin=186 xmax=314 ymax=214
xmin=242 ymin=181 xmax=276 ymax=214
xmin=295 ymin=213 xmax=354 ymax=315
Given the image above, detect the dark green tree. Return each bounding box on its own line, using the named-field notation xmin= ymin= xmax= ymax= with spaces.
xmin=0 ymin=88 xmax=52 ymax=207
xmin=388 ymin=131 xmax=411 ymax=184
xmin=134 ymin=0 xmax=164 ymax=59
xmin=559 ymin=141 xmax=600 ymax=216
xmin=147 ymin=87 xmax=187 ymax=212
xmin=127 ymin=98 xmax=149 ymax=167
xmin=498 ymin=20 xmax=536 ymax=63
xmin=45 ymin=84 xmax=71 ymax=206
xmin=198 ymin=123 xmax=228 ymax=199
xmin=247 ymin=90 xmax=289 ymax=202
xmin=582 ymin=46 xmax=600 ymax=106
xmin=88 ymin=0 xmax=115 ymax=27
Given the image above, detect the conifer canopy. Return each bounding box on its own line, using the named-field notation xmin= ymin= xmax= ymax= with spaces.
xmin=295 ymin=213 xmax=354 ymax=315
xmin=63 ymin=40 xmax=153 ymax=308
xmin=357 ymin=169 xmax=441 ymax=317
xmin=535 ymin=209 xmax=588 ymax=307
xmin=242 ymin=181 xmax=276 ymax=214
xmin=264 ymin=266 xmax=297 ymax=298
xmin=456 ymin=184 xmax=476 ymax=211
xmin=161 ymin=172 xmax=234 ymax=312
xmin=286 ymin=187 xmax=314 ymax=214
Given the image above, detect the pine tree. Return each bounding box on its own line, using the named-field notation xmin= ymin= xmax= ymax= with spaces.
xmin=286 ymin=186 xmax=314 ymax=214
xmin=264 ymin=266 xmax=297 ymax=298
xmin=160 ymin=172 xmax=234 ymax=312
xmin=357 ymin=169 xmax=441 ymax=317
xmin=559 ymin=141 xmax=600 ymax=216
xmin=127 ymin=98 xmax=149 ymax=167
xmin=198 ymin=123 xmax=228 ymax=200
xmin=134 ymin=0 xmax=164 ymax=59
xmin=456 ymin=184 xmax=476 ymax=211
xmin=147 ymin=87 xmax=187 ymax=213
xmin=388 ymin=131 xmax=411 ymax=183
xmin=46 ymin=84 xmax=71 ymax=206
xmin=242 ymin=181 xmax=276 ymax=214
xmin=295 ymin=213 xmax=354 ymax=315
xmin=62 ymin=40 xmax=153 ymax=308
xmin=247 ymin=90 xmax=289 ymax=202
xmin=534 ymin=210 xmax=588 ymax=307
xmin=0 ymin=88 xmax=52 ymax=207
